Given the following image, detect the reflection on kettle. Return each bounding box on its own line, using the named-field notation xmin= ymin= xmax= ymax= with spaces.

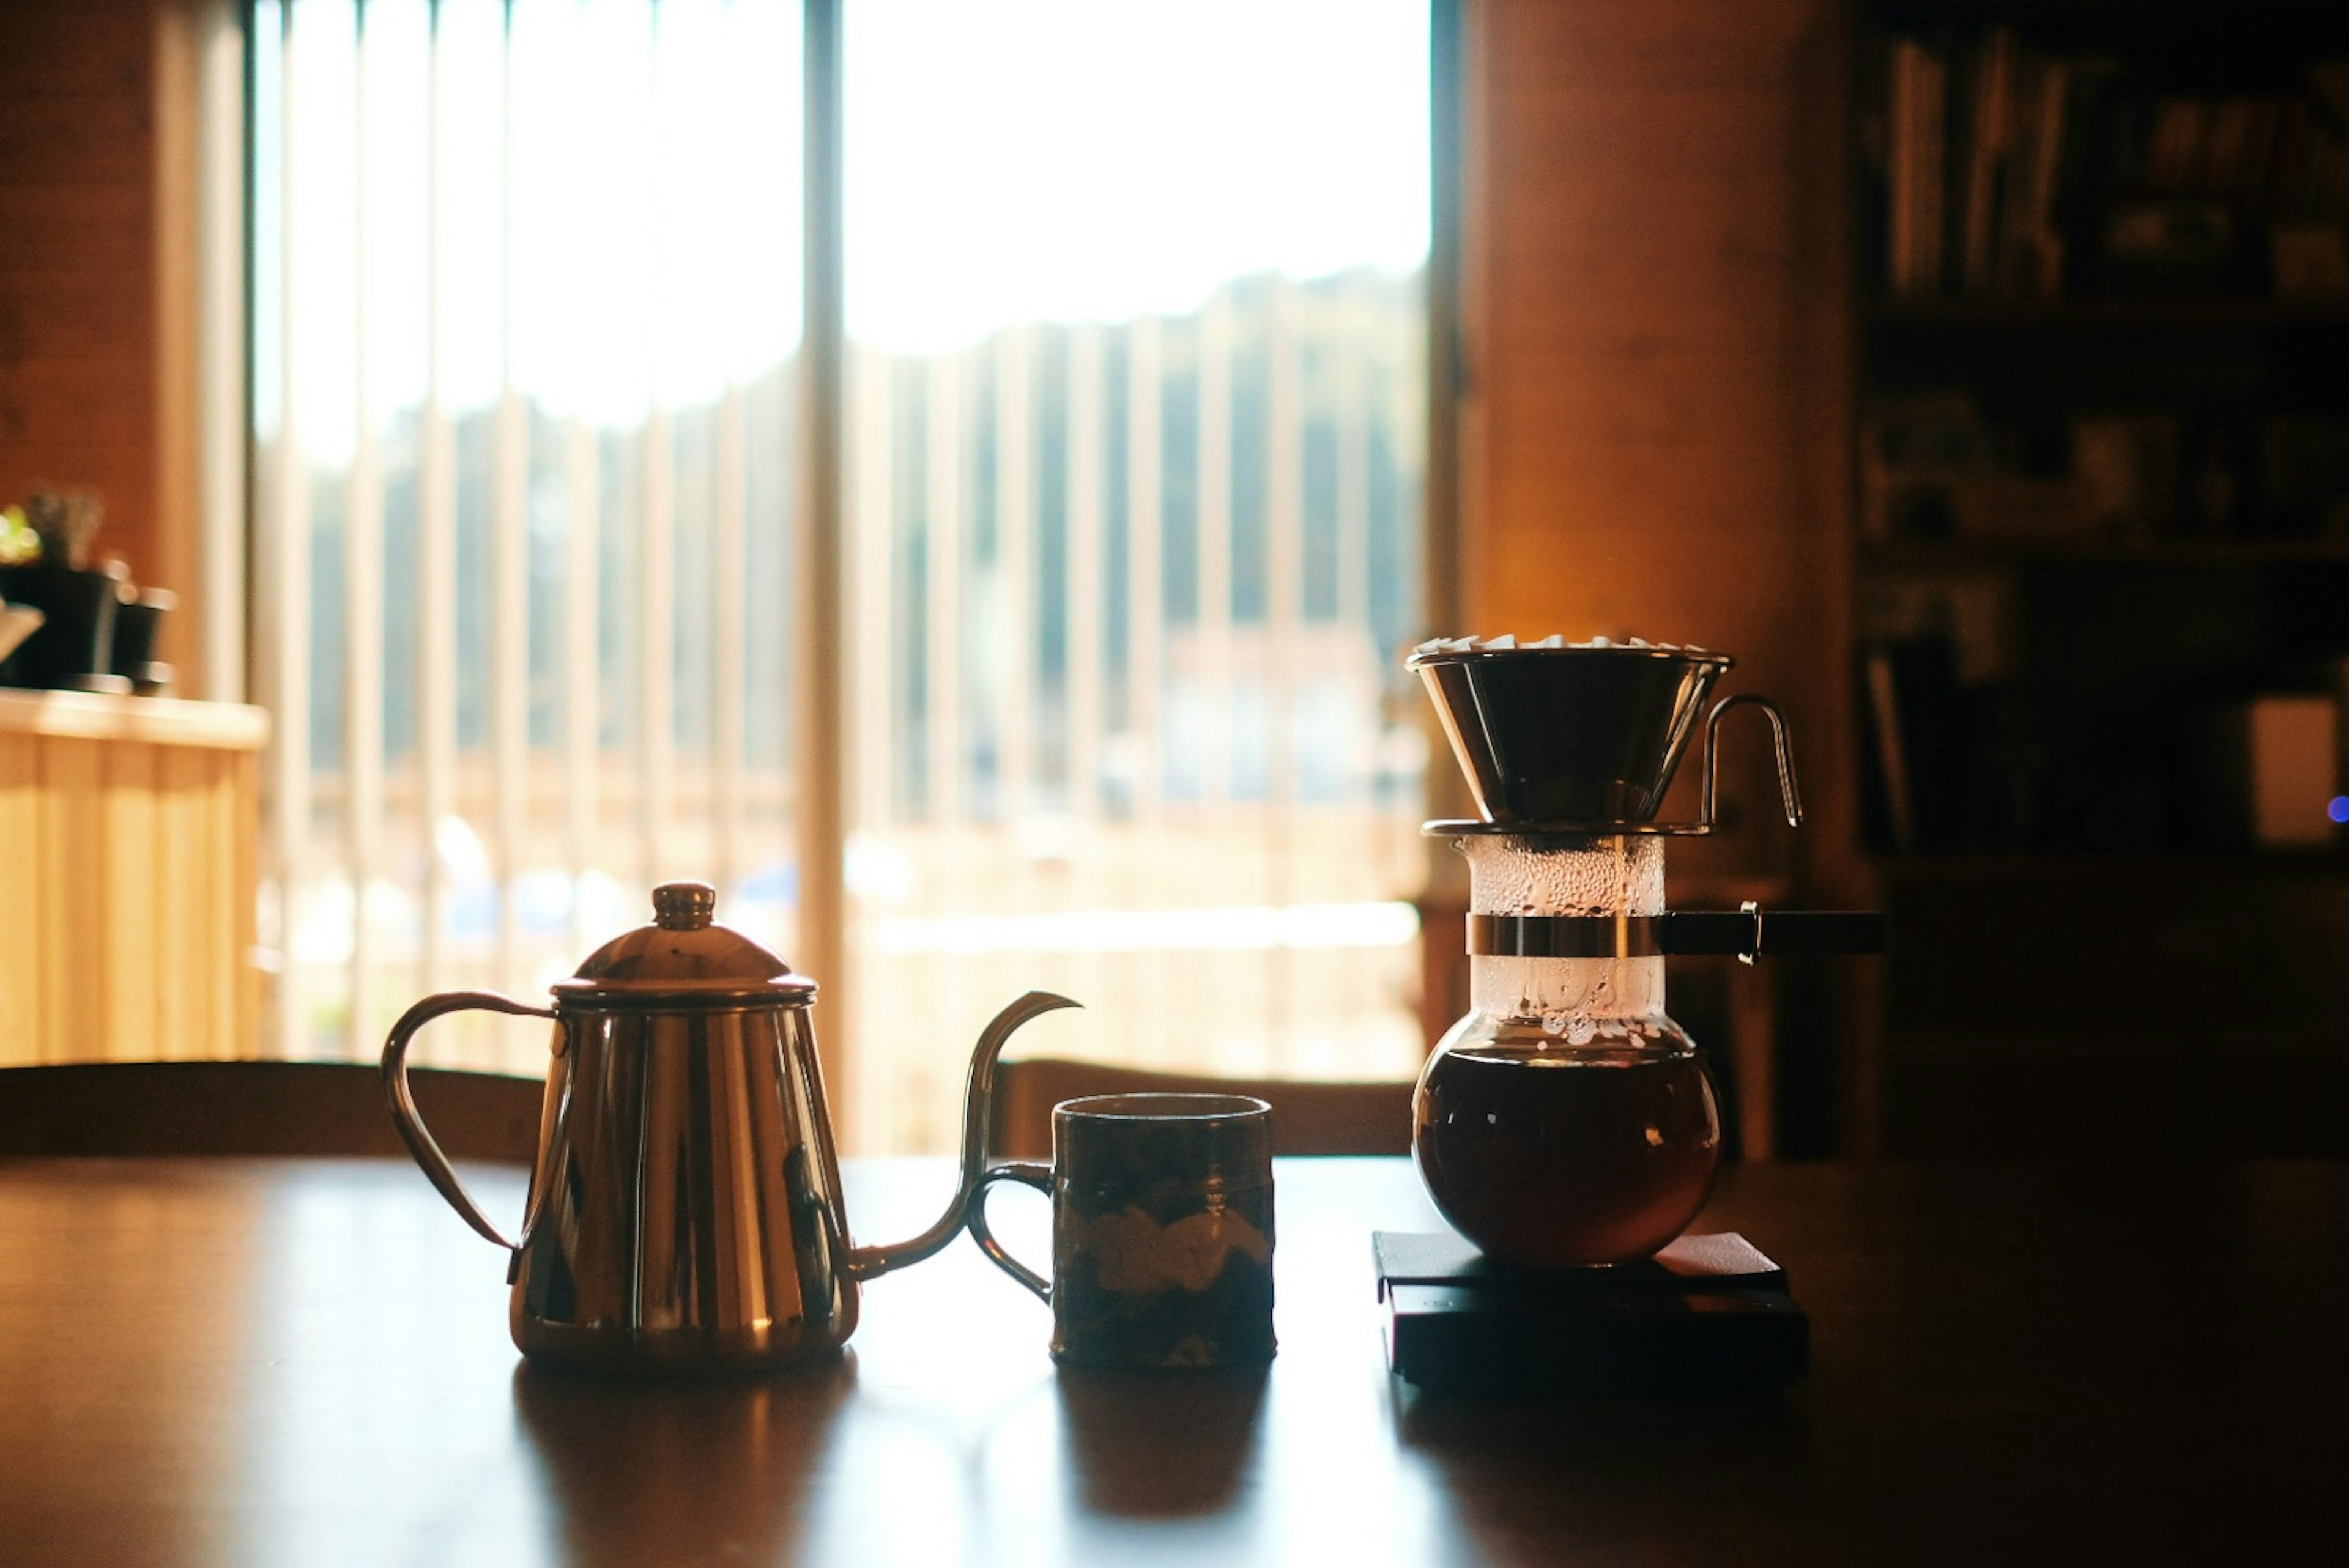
xmin=382 ymin=879 xmax=1077 ymax=1374
xmin=513 ymin=1355 xmax=855 ymax=1567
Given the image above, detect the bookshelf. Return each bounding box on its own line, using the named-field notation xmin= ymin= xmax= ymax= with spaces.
xmin=1846 ymin=2 xmax=2349 ymax=1157
xmin=1850 ymin=0 xmax=2349 ymax=860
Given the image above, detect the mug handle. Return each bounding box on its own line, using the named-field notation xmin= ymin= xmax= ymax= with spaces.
xmin=966 ymin=1163 xmax=1055 ymax=1303
xmin=380 ymin=991 xmax=558 ymax=1252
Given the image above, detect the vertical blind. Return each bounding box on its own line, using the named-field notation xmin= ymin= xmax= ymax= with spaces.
xmin=246 ymin=0 xmax=1431 ymax=1152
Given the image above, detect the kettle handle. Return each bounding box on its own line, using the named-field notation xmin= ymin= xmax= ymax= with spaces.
xmin=381 ymin=991 xmax=559 ymax=1252
xmin=848 ymin=989 xmax=1082 ymax=1281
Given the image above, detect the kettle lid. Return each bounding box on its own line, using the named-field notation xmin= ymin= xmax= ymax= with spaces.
xmin=552 ymin=881 xmax=817 ymax=1005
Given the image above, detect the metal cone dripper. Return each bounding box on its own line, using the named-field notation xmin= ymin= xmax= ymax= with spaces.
xmin=1410 ymin=639 xmax=1735 ymax=828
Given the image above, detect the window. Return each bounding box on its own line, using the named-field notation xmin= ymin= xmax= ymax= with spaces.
xmin=245 ymin=0 xmax=1432 ymax=1150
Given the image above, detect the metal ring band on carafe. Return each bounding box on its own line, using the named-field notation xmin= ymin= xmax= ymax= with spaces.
xmin=1466 ymin=909 xmax=1889 ymax=959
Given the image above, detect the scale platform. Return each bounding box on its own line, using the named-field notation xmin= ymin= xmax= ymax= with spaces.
xmin=1374 ymin=1229 xmax=1808 ymax=1396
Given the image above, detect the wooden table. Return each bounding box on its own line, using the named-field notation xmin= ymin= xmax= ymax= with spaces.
xmin=2 ymin=1156 xmax=2342 ymax=1564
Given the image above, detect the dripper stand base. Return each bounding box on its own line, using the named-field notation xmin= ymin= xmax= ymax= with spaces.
xmin=1373 ymin=1229 xmax=1808 ymax=1397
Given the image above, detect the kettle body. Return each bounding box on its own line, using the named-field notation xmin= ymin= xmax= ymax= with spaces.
xmin=382 ymin=881 xmax=1073 ymax=1374
xmin=514 ymin=996 xmax=853 ymax=1371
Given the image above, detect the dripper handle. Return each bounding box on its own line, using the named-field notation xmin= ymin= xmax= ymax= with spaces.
xmin=1700 ymin=694 xmax=1803 ymax=830
xmin=381 ymin=991 xmax=558 ymax=1252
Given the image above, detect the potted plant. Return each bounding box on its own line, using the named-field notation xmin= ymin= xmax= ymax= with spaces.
xmin=0 ymin=490 xmax=132 ymax=693
xmin=0 ymin=506 xmax=43 ymax=663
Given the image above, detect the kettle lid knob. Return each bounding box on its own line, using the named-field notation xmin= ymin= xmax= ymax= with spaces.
xmin=652 ymin=881 xmax=718 ymax=930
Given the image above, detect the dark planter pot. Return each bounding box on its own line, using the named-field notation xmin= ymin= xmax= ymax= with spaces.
xmin=110 ymin=586 xmax=176 ymax=695
xmin=0 ymin=564 xmax=129 ymax=693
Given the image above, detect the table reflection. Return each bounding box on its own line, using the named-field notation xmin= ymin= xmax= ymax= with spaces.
xmin=514 ymin=1357 xmax=856 ymax=1567
xmin=1056 ymin=1364 xmax=1270 ymax=1517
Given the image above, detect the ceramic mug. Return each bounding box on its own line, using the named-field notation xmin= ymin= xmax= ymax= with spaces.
xmin=966 ymin=1093 xmax=1276 ymax=1370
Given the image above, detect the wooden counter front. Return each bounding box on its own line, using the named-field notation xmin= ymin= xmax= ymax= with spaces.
xmin=0 ymin=689 xmax=268 ymax=1063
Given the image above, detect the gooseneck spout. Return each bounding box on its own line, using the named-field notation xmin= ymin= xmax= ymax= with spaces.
xmin=847 ymin=989 xmax=1082 ymax=1281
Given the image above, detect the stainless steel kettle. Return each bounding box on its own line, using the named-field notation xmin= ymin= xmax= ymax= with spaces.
xmin=381 ymin=879 xmax=1074 ymax=1374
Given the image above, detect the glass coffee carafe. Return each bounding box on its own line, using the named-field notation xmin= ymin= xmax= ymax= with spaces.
xmin=1415 ymin=830 xmax=1719 ymax=1267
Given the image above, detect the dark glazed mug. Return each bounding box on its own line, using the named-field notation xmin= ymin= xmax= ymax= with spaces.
xmin=967 ymin=1093 xmax=1275 ymax=1370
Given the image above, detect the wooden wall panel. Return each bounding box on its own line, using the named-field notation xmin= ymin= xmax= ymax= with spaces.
xmin=2 ymin=356 xmax=154 ymax=454
xmin=0 ymin=5 xmax=151 ymax=98
xmin=0 ymin=0 xmax=163 ymax=590
xmin=0 ymin=185 xmax=148 ymax=265
xmin=1462 ymin=0 xmax=1858 ymax=898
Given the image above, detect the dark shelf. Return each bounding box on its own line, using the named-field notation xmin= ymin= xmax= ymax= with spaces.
xmin=1865 ymin=0 xmax=2349 ymax=52
xmin=1863 ymin=298 xmax=2349 ymax=332
xmin=1850 ymin=2 xmax=2349 ymax=1155
xmin=1860 ymin=537 xmax=2349 ymax=571
xmin=1850 ymin=0 xmax=2349 ymax=864
xmin=1861 ymin=303 xmax=2349 ymax=403
xmin=1870 ymin=846 xmax=2349 ymax=875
